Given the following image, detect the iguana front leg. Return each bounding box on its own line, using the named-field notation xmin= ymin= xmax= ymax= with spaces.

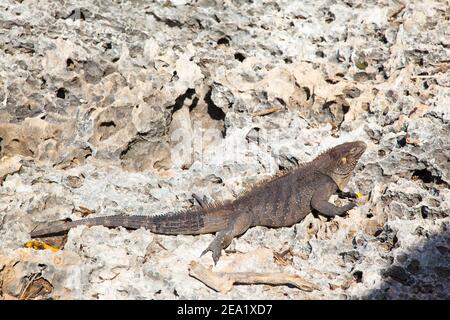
xmin=200 ymin=213 xmax=252 ymax=264
xmin=311 ymin=192 xmax=356 ymax=218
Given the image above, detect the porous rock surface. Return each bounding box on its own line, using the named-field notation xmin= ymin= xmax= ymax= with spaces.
xmin=0 ymin=0 xmax=449 ymax=299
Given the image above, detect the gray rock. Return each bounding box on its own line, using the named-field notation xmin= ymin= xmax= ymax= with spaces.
xmin=0 ymin=0 xmax=448 ymax=300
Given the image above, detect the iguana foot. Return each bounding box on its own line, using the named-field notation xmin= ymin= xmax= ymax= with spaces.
xmin=312 ymin=193 xmax=358 ymax=218
xmin=200 ymin=237 xmax=223 ymax=264
xmin=331 ymin=202 xmax=357 ymax=217
xmin=343 ymin=201 xmax=357 ymax=210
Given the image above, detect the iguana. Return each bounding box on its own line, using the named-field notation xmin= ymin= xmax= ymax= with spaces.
xmin=30 ymin=141 xmax=367 ymax=263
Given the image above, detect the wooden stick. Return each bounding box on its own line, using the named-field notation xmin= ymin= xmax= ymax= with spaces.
xmin=410 ymin=75 xmax=439 ymax=79
xmin=251 ymin=107 xmax=282 ymax=117
xmin=189 ymin=261 xmax=320 ymax=293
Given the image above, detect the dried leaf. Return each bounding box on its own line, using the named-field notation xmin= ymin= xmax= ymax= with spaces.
xmin=74 ymin=206 xmax=96 ymax=217
xmin=20 ymin=276 xmax=53 ymax=300
xmin=25 ymin=241 xmax=60 ymax=252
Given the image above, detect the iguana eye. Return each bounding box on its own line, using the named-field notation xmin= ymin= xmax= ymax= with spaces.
xmin=350 ymin=147 xmax=357 ymax=154
xmin=340 ymin=157 xmax=347 ymax=164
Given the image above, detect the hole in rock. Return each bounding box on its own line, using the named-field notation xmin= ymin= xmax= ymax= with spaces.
xmin=412 ymin=169 xmax=445 ymax=185
xmin=217 ymin=37 xmax=230 ymax=46
xmin=56 ymin=88 xmax=67 ymax=99
xmin=303 ymin=87 xmax=311 ymax=100
xmin=353 ymin=271 xmax=363 ymax=283
xmin=188 ymin=97 xmax=199 ymax=112
xmin=204 ymin=88 xmax=225 ymax=121
xmin=397 ymin=136 xmax=407 ymax=148
xmin=324 ymin=12 xmax=335 ymax=23
xmin=234 ymin=52 xmax=245 ymax=62
xmin=325 ymin=78 xmax=339 ymax=84
xmin=169 ymin=88 xmax=196 ymax=114
xmin=66 ymin=58 xmax=75 ymax=69
xmin=342 ymin=104 xmax=350 ymax=114
xmin=315 ymin=51 xmax=325 ymax=58
xmin=99 ymin=121 xmax=116 ymax=128
xmin=379 ymin=34 xmax=388 ymax=44
xmin=276 ymin=98 xmax=286 ymax=107
xmin=421 ymin=206 xmax=430 ymax=219
xmin=64 ymin=9 xmax=86 ymax=21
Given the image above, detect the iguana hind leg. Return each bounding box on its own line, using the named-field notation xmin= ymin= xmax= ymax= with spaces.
xmin=200 ymin=213 xmax=252 ymax=264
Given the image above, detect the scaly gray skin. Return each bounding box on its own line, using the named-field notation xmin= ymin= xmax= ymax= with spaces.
xmin=31 ymin=141 xmax=367 ymax=264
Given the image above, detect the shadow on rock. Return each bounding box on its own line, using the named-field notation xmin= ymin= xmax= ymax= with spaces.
xmin=366 ymin=229 xmax=450 ymax=299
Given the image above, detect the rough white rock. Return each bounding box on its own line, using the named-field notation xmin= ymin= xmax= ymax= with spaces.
xmin=0 ymin=0 xmax=448 ymax=299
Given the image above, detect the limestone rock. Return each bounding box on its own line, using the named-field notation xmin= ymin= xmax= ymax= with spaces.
xmin=0 ymin=0 xmax=448 ymax=300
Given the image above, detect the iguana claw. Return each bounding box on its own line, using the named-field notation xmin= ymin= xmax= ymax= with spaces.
xmin=200 ymin=237 xmax=223 ymax=264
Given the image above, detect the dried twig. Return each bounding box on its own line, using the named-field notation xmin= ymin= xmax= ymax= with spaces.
xmin=251 ymin=107 xmax=282 ymax=117
xmin=189 ymin=261 xmax=320 ymax=293
xmin=74 ymin=206 xmax=96 ymax=217
xmin=410 ymin=75 xmax=439 ymax=79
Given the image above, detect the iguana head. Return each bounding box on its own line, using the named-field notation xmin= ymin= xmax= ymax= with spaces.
xmin=316 ymin=141 xmax=367 ymax=190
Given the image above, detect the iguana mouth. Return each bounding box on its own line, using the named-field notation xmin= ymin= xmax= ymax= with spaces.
xmin=354 ymin=141 xmax=367 ymax=158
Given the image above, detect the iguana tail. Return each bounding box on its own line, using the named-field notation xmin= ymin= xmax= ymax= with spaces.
xmin=30 ymin=207 xmax=233 ymax=238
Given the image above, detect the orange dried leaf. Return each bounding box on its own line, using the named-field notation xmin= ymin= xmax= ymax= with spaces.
xmin=25 ymin=241 xmax=60 ymax=252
